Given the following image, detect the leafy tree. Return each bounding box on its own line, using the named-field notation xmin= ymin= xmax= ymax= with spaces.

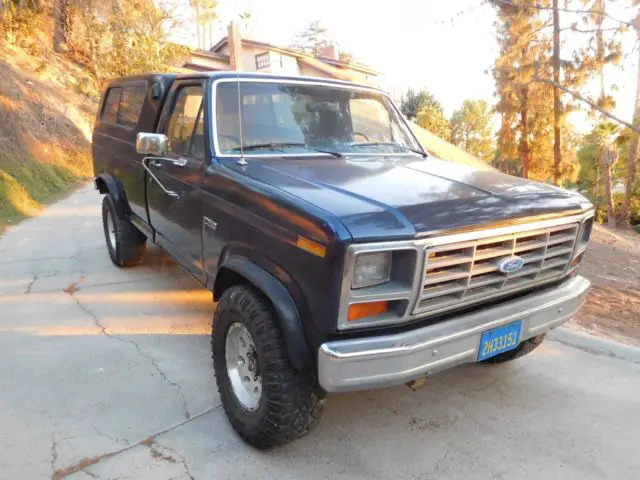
xmin=400 ymin=88 xmax=440 ymax=120
xmin=492 ymin=0 xmax=624 ymax=186
xmin=450 ymin=100 xmax=494 ymax=161
xmin=191 ymin=0 xmax=218 ymax=50
xmin=290 ymin=20 xmax=330 ymax=56
xmin=70 ymin=0 xmax=190 ymax=80
xmin=400 ymin=88 xmax=451 ymax=140
xmin=493 ymin=1 xmax=550 ymax=179
xmin=339 ymin=51 xmax=353 ymax=63
xmin=416 ymin=102 xmax=451 ymax=141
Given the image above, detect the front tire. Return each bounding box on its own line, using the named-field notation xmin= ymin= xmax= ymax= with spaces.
xmin=212 ymin=285 xmax=325 ymax=449
xmin=102 ymin=195 xmax=146 ymax=267
xmin=482 ymin=334 xmax=546 ymax=364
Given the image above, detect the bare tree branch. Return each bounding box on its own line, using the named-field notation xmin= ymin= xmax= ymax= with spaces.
xmin=488 ymin=0 xmax=637 ymax=29
xmin=564 ymin=25 xmax=626 ymax=34
xmin=532 ymin=77 xmax=640 ymax=133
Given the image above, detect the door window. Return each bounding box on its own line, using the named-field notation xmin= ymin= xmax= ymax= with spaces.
xmin=101 ymin=87 xmax=121 ymax=124
xmin=166 ymin=85 xmax=204 ymax=157
xmin=189 ymin=108 xmax=206 ymax=160
xmin=117 ymin=85 xmax=146 ymax=127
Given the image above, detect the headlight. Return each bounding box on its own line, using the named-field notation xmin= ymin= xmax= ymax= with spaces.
xmin=352 ymin=252 xmax=392 ymax=289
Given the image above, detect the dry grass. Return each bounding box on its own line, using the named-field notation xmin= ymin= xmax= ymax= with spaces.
xmin=0 ymin=27 xmax=99 ymax=232
xmin=571 ymin=224 xmax=640 ymax=345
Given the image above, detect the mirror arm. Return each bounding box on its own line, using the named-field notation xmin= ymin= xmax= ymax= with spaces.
xmin=141 ymin=157 xmax=181 ymax=198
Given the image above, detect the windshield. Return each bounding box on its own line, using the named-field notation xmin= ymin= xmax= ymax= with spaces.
xmin=215 ymin=81 xmax=423 ymax=157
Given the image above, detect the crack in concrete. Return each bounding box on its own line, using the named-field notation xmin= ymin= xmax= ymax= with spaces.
xmin=25 ymin=274 xmax=39 ymax=294
xmin=63 ymin=276 xmax=85 ymax=295
xmin=6 ymin=272 xmax=188 ymax=298
xmin=0 ymin=255 xmax=83 ymax=266
xmin=73 ymin=297 xmax=191 ymax=420
xmin=152 ymin=440 xmax=196 ymax=480
xmin=92 ymin=425 xmax=127 ymax=446
xmin=51 ymin=433 xmax=59 ymax=476
xmin=50 ymin=434 xmax=76 ymax=480
xmin=23 ymin=271 xmax=62 ymax=295
xmin=53 ymin=405 xmax=220 ymax=479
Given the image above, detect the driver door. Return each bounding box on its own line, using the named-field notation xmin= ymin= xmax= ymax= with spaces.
xmin=146 ymin=81 xmax=207 ymax=281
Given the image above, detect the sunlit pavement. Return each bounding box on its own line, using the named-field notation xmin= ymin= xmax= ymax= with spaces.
xmin=1 ymin=184 xmax=639 ymax=480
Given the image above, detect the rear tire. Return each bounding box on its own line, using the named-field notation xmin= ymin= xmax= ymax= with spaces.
xmin=102 ymin=195 xmax=146 ymax=267
xmin=482 ymin=334 xmax=546 ymax=364
xmin=212 ymin=285 xmax=325 ymax=449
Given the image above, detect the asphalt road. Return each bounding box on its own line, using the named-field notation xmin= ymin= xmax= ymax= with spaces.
xmin=1 ymin=185 xmax=639 ymax=480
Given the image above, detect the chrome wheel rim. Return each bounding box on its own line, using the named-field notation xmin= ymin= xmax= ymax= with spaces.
xmin=106 ymin=209 xmax=116 ymax=249
xmin=225 ymin=322 xmax=262 ymax=412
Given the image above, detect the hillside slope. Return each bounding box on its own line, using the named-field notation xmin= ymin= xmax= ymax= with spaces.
xmin=0 ymin=34 xmax=98 ymax=231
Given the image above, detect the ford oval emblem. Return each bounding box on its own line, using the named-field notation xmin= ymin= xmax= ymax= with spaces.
xmin=498 ymin=256 xmax=525 ymax=273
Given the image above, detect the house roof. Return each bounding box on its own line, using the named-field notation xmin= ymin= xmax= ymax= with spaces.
xmin=191 ymin=49 xmax=230 ymax=62
xmin=314 ymin=56 xmax=379 ymax=75
xmin=209 ymin=36 xmax=380 ymax=77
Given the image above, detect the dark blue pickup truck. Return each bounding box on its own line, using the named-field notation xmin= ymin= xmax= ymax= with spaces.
xmin=92 ymin=72 xmax=593 ymax=448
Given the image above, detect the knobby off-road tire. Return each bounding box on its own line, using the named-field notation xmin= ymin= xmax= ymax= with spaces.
xmin=212 ymin=285 xmax=325 ymax=449
xmin=482 ymin=334 xmax=546 ymax=364
xmin=102 ymin=194 xmax=147 ymax=267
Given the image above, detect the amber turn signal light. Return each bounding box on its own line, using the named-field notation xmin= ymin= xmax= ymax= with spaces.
xmin=348 ymin=301 xmax=389 ymax=321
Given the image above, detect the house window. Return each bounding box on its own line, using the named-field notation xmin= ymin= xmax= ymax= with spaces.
xmin=255 ymin=52 xmax=270 ymax=70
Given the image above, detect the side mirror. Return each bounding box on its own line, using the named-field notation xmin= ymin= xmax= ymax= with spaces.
xmin=136 ymin=132 xmax=168 ymax=156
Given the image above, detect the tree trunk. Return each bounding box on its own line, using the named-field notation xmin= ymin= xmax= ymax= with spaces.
xmin=596 ymin=0 xmax=606 ymax=101
xmin=194 ymin=0 xmax=202 ymax=49
xmin=603 ymin=148 xmax=618 ymax=228
xmin=595 ymin=161 xmax=601 ymax=215
xmin=519 ymin=89 xmax=530 ymax=179
xmin=52 ymin=0 xmax=71 ymax=52
xmin=621 ymin=19 xmax=640 ymax=228
xmin=552 ymin=0 xmax=562 ymax=186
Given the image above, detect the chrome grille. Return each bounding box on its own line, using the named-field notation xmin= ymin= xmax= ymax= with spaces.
xmin=413 ymin=223 xmax=579 ymax=316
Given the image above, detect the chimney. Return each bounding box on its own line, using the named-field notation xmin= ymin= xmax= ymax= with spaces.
xmin=317 ymin=44 xmax=340 ymax=60
xmin=228 ymin=21 xmax=243 ymax=71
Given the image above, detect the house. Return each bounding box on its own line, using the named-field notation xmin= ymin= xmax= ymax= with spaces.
xmin=185 ymin=21 xmax=380 ymax=84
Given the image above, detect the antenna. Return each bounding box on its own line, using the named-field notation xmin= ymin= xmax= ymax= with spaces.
xmin=236 ymin=71 xmax=247 ymax=166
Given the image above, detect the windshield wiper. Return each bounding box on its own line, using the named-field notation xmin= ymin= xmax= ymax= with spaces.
xmin=350 ymin=142 xmax=428 ymax=158
xmin=233 ymin=142 xmax=342 ymax=158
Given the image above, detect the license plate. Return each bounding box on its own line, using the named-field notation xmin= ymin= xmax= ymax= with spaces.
xmin=477 ymin=320 xmax=522 ymax=361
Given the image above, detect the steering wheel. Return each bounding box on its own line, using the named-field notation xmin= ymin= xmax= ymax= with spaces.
xmin=353 ymin=132 xmax=370 ymax=142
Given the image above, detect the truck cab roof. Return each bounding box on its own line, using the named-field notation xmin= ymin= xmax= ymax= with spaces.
xmin=106 ymin=71 xmax=381 ymax=93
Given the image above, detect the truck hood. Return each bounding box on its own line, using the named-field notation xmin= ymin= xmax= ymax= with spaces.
xmin=232 ymin=155 xmax=589 ymax=241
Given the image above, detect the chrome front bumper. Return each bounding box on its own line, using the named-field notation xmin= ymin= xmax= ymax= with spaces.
xmin=318 ymin=275 xmax=590 ymax=393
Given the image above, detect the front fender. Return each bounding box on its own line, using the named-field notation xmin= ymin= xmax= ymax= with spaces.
xmin=214 ymin=255 xmax=311 ymax=371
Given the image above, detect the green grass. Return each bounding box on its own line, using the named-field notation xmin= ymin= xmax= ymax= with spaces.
xmin=0 ymin=147 xmax=91 ymax=232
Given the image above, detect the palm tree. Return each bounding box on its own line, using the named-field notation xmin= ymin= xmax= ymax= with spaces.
xmin=595 ymin=121 xmax=621 ymax=227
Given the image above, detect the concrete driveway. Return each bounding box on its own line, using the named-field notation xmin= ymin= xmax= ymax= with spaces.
xmin=1 ymin=184 xmax=639 ymax=480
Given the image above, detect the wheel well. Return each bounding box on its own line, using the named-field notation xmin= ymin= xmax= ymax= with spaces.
xmin=95 ymin=177 xmax=109 ymax=194
xmin=212 ymin=260 xmax=312 ymax=371
xmin=213 ymin=267 xmax=250 ymax=301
